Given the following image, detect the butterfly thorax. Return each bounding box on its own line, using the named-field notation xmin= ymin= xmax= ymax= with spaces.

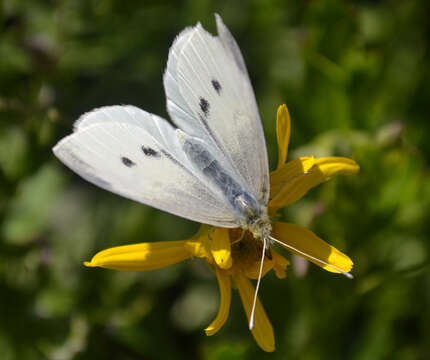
xmin=233 ymin=193 xmax=271 ymax=239
xmin=249 ymin=217 xmax=272 ymax=241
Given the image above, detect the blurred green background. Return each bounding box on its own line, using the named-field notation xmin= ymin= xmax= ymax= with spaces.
xmin=1 ymin=0 xmax=429 ymax=359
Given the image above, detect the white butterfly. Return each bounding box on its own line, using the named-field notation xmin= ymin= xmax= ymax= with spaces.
xmin=53 ymin=14 xmax=350 ymax=329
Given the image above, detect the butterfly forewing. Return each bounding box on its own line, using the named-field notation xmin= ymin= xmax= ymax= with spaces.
xmin=164 ymin=15 xmax=270 ymax=204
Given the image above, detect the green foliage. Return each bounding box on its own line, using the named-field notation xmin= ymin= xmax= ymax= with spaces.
xmin=1 ymin=0 xmax=429 ymax=359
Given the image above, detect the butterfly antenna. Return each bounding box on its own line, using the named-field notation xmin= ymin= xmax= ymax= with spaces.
xmin=268 ymin=235 xmax=353 ymax=279
xmin=249 ymin=236 xmax=267 ymax=330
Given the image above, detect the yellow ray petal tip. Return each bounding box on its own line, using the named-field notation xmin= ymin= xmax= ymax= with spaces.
xmin=277 ymin=104 xmax=287 ymax=112
xmin=204 ymin=326 xmax=216 ymax=336
xmin=83 ymin=261 xmax=96 ymax=267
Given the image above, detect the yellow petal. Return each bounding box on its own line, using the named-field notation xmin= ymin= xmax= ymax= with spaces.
xmin=205 ymin=268 xmax=231 ymax=336
xmin=84 ymin=240 xmax=196 ymax=271
xmin=233 ymin=273 xmax=275 ymax=352
xmin=210 ymin=228 xmax=233 ymax=270
xmin=314 ymin=156 xmax=361 ymax=179
xmin=242 ymin=257 xmax=273 ymax=280
xmin=270 ymin=156 xmax=315 ymax=208
xmin=272 ymin=222 xmax=353 ymax=274
xmin=269 ymin=156 xmax=359 ymax=208
xmin=276 ymin=104 xmax=291 ymax=169
xmin=271 ymin=251 xmax=290 ymax=279
xmin=190 ymin=225 xmax=215 ymax=261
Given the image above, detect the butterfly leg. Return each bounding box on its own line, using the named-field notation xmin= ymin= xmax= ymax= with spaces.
xmin=231 ymin=229 xmax=245 ymax=245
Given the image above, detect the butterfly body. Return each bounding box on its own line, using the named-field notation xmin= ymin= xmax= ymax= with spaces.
xmin=180 ymin=132 xmax=270 ymax=238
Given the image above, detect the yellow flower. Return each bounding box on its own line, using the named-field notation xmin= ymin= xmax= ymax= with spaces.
xmin=84 ymin=105 xmax=359 ymax=352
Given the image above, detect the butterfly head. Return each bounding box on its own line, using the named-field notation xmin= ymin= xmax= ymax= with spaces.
xmin=247 ymin=215 xmax=272 ymax=242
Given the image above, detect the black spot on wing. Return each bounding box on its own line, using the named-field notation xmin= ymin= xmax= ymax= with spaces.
xmin=141 ymin=146 xmax=160 ymax=157
xmin=121 ymin=156 xmax=136 ymax=167
xmin=199 ymin=97 xmax=210 ymax=117
xmin=211 ymin=79 xmax=222 ymax=94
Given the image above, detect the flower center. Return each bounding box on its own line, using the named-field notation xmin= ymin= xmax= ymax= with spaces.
xmin=229 ymin=229 xmax=264 ymax=268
